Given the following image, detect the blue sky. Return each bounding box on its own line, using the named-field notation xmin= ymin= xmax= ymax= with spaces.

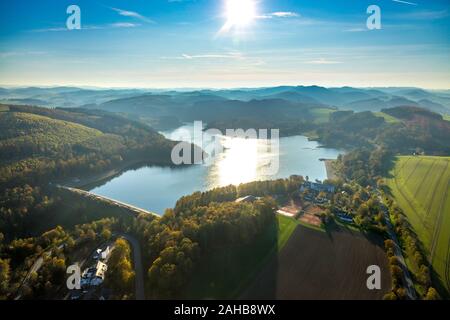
xmin=0 ymin=0 xmax=449 ymax=89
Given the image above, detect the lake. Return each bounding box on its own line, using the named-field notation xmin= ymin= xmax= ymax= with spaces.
xmin=89 ymin=124 xmax=342 ymax=215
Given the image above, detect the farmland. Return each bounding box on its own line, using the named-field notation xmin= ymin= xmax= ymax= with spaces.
xmin=386 ymin=156 xmax=450 ymax=293
xmin=242 ymin=223 xmax=391 ymax=299
xmin=374 ymin=111 xmax=401 ymax=124
xmin=310 ymin=107 xmax=336 ymax=123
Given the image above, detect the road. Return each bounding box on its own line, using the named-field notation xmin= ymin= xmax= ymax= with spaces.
xmin=14 ymin=256 xmax=44 ymax=300
xmin=118 ymin=234 xmax=146 ymax=300
xmin=15 ymin=243 xmax=65 ymax=300
xmin=379 ymin=197 xmax=417 ymax=300
xmin=58 ymin=185 xmax=160 ymax=218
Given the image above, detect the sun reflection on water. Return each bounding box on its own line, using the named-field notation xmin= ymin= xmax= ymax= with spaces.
xmin=207 ymin=135 xmax=278 ymax=188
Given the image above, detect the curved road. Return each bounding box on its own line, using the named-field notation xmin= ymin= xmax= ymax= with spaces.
xmin=119 ymin=234 xmax=145 ymax=300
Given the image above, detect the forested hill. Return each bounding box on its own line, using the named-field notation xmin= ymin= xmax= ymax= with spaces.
xmin=0 ymin=104 xmax=178 ymax=187
xmin=315 ymin=107 xmax=450 ymax=154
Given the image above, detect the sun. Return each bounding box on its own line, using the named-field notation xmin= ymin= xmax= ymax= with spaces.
xmin=226 ymin=0 xmax=257 ymax=26
xmin=220 ymin=0 xmax=258 ymax=33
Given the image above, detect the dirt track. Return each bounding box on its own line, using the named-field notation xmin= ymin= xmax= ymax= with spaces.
xmin=242 ymin=224 xmax=391 ymax=300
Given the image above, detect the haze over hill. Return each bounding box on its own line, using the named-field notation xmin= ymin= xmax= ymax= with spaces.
xmin=1 ymin=85 xmax=449 ymax=130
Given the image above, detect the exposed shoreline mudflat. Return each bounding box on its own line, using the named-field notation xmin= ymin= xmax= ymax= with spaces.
xmin=324 ymin=159 xmax=338 ymax=180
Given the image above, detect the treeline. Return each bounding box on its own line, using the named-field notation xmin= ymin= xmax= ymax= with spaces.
xmin=174 ymin=176 xmax=304 ymax=213
xmin=105 ymin=238 xmax=135 ymax=300
xmin=382 ymin=201 xmax=439 ymax=300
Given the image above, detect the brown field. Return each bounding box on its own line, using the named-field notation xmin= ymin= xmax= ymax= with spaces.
xmin=304 ymin=204 xmax=322 ymax=216
xmin=299 ymin=213 xmax=322 ymax=226
xmin=242 ymin=224 xmax=391 ymax=300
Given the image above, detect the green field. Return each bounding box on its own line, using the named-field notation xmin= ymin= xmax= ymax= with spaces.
xmin=185 ymin=215 xmax=299 ymax=299
xmin=444 ymin=114 xmax=450 ymax=122
xmin=310 ymin=108 xmax=336 ymax=123
xmin=387 ymin=156 xmax=450 ymax=292
xmin=374 ymin=111 xmax=401 ymax=124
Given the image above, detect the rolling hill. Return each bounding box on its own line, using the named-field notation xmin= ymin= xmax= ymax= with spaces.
xmin=0 ymin=104 xmax=179 ymax=187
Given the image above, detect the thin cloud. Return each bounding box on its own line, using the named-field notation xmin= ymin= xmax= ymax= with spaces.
xmin=306 ymin=59 xmax=342 ymax=65
xmin=395 ymin=9 xmax=449 ymax=20
xmin=111 ymin=7 xmax=155 ymax=23
xmin=0 ymin=51 xmax=47 ymax=58
xmin=32 ymin=23 xmax=139 ymax=32
xmin=344 ymin=28 xmax=367 ymax=33
xmin=392 ymin=0 xmax=418 ymax=6
xmin=258 ymin=12 xmax=300 ymax=19
xmin=272 ymin=12 xmax=299 ymax=18
xmin=163 ymin=52 xmax=245 ymax=60
xmin=110 ymin=23 xmax=140 ymax=28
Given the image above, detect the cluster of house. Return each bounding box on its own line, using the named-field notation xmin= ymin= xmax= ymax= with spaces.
xmin=300 ymin=181 xmax=336 ymax=204
xmin=301 ymin=181 xmax=336 ymax=193
xmin=80 ymin=246 xmax=111 ymax=289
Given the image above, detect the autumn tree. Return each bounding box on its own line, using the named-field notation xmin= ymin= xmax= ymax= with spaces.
xmin=106 ymin=238 xmax=135 ymax=299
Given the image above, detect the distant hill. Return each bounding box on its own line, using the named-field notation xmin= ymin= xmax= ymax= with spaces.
xmin=343 ymin=96 xmax=420 ymax=112
xmin=260 ymin=91 xmax=321 ymax=104
xmin=1 ymin=85 xmax=449 ymax=123
xmin=0 ymin=98 xmax=50 ymax=106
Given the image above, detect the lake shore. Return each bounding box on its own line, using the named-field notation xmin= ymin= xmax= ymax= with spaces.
xmin=63 ymin=159 xmax=147 ymax=189
xmin=324 ymin=159 xmax=338 ymax=180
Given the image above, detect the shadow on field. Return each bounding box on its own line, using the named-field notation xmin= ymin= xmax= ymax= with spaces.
xmin=185 ymin=217 xmax=279 ymax=299
xmin=324 ymin=220 xmax=385 ymax=251
xmin=243 ymin=222 xmax=392 ymax=300
xmin=429 ymin=265 xmax=449 ymax=299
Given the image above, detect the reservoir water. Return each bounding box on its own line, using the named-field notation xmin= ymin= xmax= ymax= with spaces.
xmin=89 ymin=124 xmax=342 ymax=215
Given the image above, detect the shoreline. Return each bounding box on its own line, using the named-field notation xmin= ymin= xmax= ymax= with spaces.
xmin=63 ymin=159 xmax=146 ymax=189
xmin=323 ymin=159 xmax=338 ymax=180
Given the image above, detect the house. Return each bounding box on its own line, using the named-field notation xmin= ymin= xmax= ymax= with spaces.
xmin=95 ymin=261 xmax=107 ymax=279
xmin=301 ymin=181 xmax=335 ymax=194
xmin=81 ymin=261 xmax=108 ymax=288
xmin=101 ymin=246 xmax=111 ymax=261
xmin=94 ymin=246 xmax=112 ymax=262
xmin=337 ymin=213 xmax=354 ymax=224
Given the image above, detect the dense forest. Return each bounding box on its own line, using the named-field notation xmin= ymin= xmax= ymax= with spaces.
xmin=131 ymin=177 xmax=306 ymax=298
xmin=0 ymin=104 xmax=179 ymax=188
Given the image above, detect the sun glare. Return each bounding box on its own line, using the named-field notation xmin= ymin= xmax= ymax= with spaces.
xmin=226 ymin=0 xmax=257 ymax=26
xmin=220 ymin=0 xmax=257 ymax=33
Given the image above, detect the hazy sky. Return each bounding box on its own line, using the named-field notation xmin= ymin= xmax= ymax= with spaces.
xmin=0 ymin=0 xmax=449 ymax=89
